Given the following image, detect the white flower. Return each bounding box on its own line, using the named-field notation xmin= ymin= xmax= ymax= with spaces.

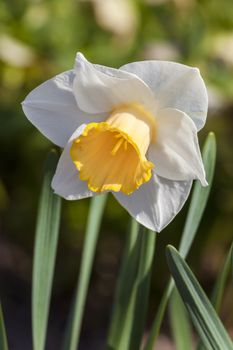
xmin=22 ymin=53 xmax=208 ymax=232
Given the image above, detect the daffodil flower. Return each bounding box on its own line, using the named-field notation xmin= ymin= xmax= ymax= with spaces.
xmin=22 ymin=53 xmax=208 ymax=232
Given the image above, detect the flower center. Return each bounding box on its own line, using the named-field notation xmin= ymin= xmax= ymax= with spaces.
xmin=70 ymin=103 xmax=156 ymax=195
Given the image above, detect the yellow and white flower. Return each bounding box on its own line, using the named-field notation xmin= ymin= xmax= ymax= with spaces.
xmin=22 ymin=53 xmax=208 ymax=232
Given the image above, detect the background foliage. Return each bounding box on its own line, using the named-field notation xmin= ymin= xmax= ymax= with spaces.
xmin=0 ymin=0 xmax=233 ymax=348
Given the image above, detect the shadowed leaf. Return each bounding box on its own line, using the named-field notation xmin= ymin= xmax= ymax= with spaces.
xmin=0 ymin=304 xmax=8 ymax=350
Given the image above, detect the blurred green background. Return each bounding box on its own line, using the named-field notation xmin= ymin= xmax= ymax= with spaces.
xmin=0 ymin=0 xmax=233 ymax=348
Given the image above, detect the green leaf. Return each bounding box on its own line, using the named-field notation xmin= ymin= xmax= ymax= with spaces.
xmin=166 ymin=245 xmax=233 ymax=350
xmin=63 ymin=194 xmax=107 ymax=350
xmin=107 ymin=219 xmax=141 ymax=349
xmin=211 ymin=243 xmax=233 ymax=312
xmin=144 ymin=132 xmax=216 ymax=350
xmin=118 ymin=228 xmax=156 ymax=350
xmin=169 ymin=288 xmax=193 ymax=350
xmin=178 ymin=132 xmax=216 ymax=258
xmin=143 ymin=283 xmax=171 ymax=350
xmin=0 ymin=304 xmax=8 ymax=350
xmin=197 ymin=243 xmax=233 ymax=350
xmin=129 ymin=228 xmax=156 ymax=349
xmin=32 ymin=150 xmax=62 ymax=350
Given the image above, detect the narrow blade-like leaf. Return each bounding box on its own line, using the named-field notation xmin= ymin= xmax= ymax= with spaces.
xmin=0 ymin=304 xmax=8 ymax=350
xmin=144 ymin=132 xmax=216 ymax=350
xmin=166 ymin=245 xmax=233 ymax=350
xmin=197 ymin=243 xmax=233 ymax=350
xmin=179 ymin=132 xmax=216 ymax=257
xmin=169 ymin=289 xmax=193 ymax=350
xmin=32 ymin=150 xmax=62 ymax=350
xmin=63 ymin=193 xmax=107 ymax=350
xmin=129 ymin=228 xmax=156 ymax=349
xmin=107 ymin=219 xmax=141 ymax=349
xmin=211 ymin=243 xmax=233 ymax=312
xmin=118 ymin=228 xmax=156 ymax=350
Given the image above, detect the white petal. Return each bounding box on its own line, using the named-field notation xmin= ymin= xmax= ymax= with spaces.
xmin=120 ymin=60 xmax=208 ymax=130
xmin=114 ymin=173 xmax=192 ymax=232
xmin=148 ymin=108 xmax=207 ymax=186
xmin=51 ymin=124 xmax=94 ymax=200
xmin=73 ymin=52 xmax=156 ymax=114
xmin=22 ymin=70 xmax=106 ymax=147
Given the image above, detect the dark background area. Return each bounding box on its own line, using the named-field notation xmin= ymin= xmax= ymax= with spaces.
xmin=0 ymin=0 xmax=233 ymax=348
